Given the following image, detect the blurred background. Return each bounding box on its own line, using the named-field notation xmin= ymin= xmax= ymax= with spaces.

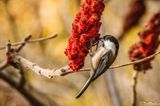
xmin=0 ymin=0 xmax=160 ymax=106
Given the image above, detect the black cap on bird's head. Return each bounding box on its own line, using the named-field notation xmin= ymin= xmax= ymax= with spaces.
xmin=101 ymin=35 xmax=119 ymax=54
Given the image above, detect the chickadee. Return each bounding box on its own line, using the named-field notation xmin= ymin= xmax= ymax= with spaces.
xmin=76 ymin=35 xmax=119 ymax=98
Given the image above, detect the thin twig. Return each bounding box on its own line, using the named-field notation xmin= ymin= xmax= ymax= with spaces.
xmin=110 ymin=51 xmax=160 ymax=69
xmin=0 ymin=34 xmax=57 ymax=50
xmin=131 ymin=71 xmax=139 ymax=106
xmin=16 ymin=35 xmax=32 ymax=52
xmin=0 ymin=72 xmax=44 ymax=106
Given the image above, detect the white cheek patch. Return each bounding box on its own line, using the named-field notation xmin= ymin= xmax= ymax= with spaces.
xmin=104 ymin=40 xmax=116 ymax=56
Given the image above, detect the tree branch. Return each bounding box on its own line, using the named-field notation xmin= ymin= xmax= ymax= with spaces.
xmin=15 ymin=55 xmax=71 ymax=77
xmin=0 ymin=72 xmax=45 ymax=106
xmin=10 ymin=50 xmax=160 ymax=78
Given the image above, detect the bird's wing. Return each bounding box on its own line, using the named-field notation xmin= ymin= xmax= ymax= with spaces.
xmin=75 ymin=48 xmax=108 ymax=98
xmin=92 ymin=50 xmax=113 ymax=81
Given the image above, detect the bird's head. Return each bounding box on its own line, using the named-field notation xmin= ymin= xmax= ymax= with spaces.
xmin=101 ymin=35 xmax=119 ymax=56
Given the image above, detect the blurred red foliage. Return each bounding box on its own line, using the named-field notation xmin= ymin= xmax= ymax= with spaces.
xmin=123 ymin=0 xmax=146 ymax=33
xmin=129 ymin=12 xmax=160 ymax=71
